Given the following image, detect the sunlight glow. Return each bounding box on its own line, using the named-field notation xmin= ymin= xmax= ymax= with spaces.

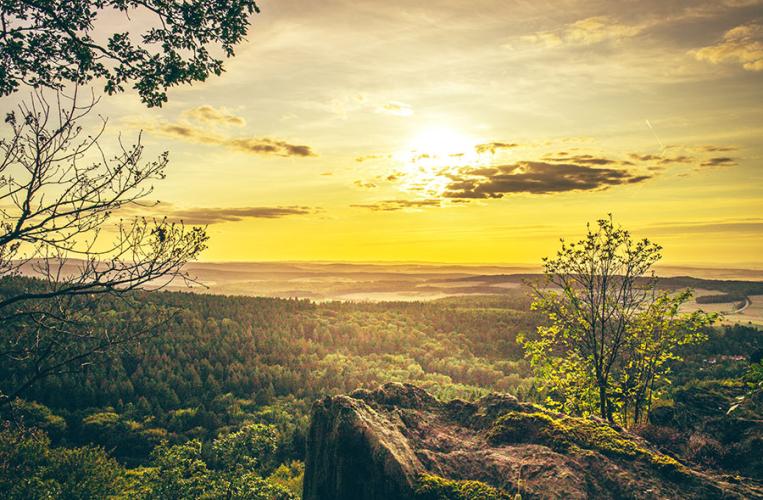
xmin=409 ymin=127 xmax=475 ymax=157
xmin=393 ymin=127 xmax=489 ymax=197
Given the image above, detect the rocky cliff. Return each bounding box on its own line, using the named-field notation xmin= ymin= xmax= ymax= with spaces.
xmin=303 ymin=383 xmax=763 ymax=500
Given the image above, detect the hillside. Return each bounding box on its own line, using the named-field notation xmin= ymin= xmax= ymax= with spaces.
xmin=1 ymin=277 xmax=762 ymax=497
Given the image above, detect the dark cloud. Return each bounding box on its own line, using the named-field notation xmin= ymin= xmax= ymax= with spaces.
xmin=150 ymin=123 xmax=316 ymax=157
xmin=442 ymin=161 xmax=651 ymax=199
xmin=544 ymin=153 xmax=628 ymax=166
xmin=227 ymin=137 xmax=314 ymax=157
xmin=475 ymin=142 xmax=519 ymax=154
xmin=629 ymin=153 xmax=694 ymax=164
xmin=351 ymin=199 xmax=441 ymax=211
xmin=700 ymin=156 xmax=738 ymax=167
xmin=165 ymin=206 xmax=316 ymax=224
xmin=701 ymin=145 xmax=737 ymax=153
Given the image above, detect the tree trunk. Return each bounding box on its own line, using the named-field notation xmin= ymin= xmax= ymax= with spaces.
xmin=598 ymin=384 xmax=609 ymax=420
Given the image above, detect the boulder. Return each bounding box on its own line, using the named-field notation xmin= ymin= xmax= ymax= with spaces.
xmin=303 ymin=383 xmax=763 ymax=500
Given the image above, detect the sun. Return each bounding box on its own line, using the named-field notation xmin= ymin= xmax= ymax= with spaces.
xmin=392 ymin=126 xmax=489 ymax=197
xmin=409 ymin=126 xmax=476 ymax=157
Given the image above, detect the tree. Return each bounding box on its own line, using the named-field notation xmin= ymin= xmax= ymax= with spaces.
xmin=0 ymin=0 xmax=260 ymax=107
xmin=617 ymin=289 xmax=712 ymax=424
xmin=0 ymin=89 xmax=208 ymax=406
xmin=211 ymin=422 xmax=280 ymax=498
xmin=0 ymin=423 xmax=125 ymax=498
xmin=140 ymin=440 xmax=211 ymax=499
xmin=520 ymin=216 xmax=714 ymax=425
xmin=138 ymin=425 xmax=295 ymax=499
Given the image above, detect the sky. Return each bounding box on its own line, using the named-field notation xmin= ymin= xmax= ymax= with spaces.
xmin=14 ymin=0 xmax=763 ymax=265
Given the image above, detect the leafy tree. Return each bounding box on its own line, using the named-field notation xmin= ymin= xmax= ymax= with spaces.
xmin=139 ymin=440 xmax=211 ymax=499
xmin=211 ymin=423 xmax=280 ymax=497
xmin=138 ymin=425 xmax=294 ymax=499
xmin=0 ymin=423 xmax=124 ymax=498
xmin=521 ymin=216 xmax=714 ymax=424
xmin=4 ymin=398 xmax=66 ymax=440
xmin=0 ymin=90 xmax=207 ymax=407
xmin=0 ymin=0 xmax=260 ymax=107
xmin=617 ymin=289 xmax=713 ymax=424
xmin=268 ymin=460 xmax=305 ymax=497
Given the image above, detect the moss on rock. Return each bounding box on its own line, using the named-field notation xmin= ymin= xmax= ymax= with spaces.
xmin=489 ymin=411 xmax=686 ymax=475
xmin=415 ymin=474 xmax=511 ymax=500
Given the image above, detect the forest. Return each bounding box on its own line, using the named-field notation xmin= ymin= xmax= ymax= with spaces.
xmin=1 ymin=276 xmax=761 ymax=497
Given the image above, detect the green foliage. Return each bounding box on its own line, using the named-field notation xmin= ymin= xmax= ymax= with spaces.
xmin=268 ymin=461 xmax=305 ymax=497
xmin=416 ymin=473 xmax=510 ymax=500
xmin=136 ymin=426 xmax=295 ymax=499
xmin=138 ymin=440 xmax=211 ymax=499
xmin=7 ymin=399 xmax=67 ymax=440
xmin=522 ymin=216 xmax=715 ymax=425
xmin=0 ymin=0 xmax=260 ymax=106
xmin=0 ymin=424 xmax=125 ymax=499
xmin=1 ymin=274 xmax=759 ymax=491
xmin=79 ymin=409 xmax=167 ymax=464
xmin=617 ymin=290 xmax=715 ymax=423
xmin=728 ymin=360 xmax=763 ymax=415
xmin=212 ymin=423 xmax=277 ymax=474
xmin=1 ymin=286 xmax=536 ymax=467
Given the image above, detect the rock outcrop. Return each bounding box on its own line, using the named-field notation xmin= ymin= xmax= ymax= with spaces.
xmin=303 ymin=383 xmax=763 ymax=499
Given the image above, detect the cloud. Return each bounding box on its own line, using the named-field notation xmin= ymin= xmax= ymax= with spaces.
xmin=376 ymin=101 xmax=414 ymax=117
xmin=629 ymin=153 xmax=694 ymax=164
xmin=521 ymin=16 xmax=649 ymax=48
xmin=442 ymin=161 xmax=651 ymax=199
xmin=475 ymin=142 xmax=519 ymax=154
xmin=699 ymin=145 xmax=737 ymax=152
xmin=354 ymin=180 xmax=377 ymax=189
xmin=226 ymin=137 xmax=314 ymax=157
xmin=164 ymin=206 xmax=317 ymax=224
xmin=184 ymin=105 xmax=246 ymax=127
xmin=700 ymin=156 xmax=738 ymax=167
xmin=355 ymin=154 xmax=390 ymax=163
xmin=116 ymin=203 xmax=319 ymax=224
xmin=692 ymin=22 xmax=763 ymax=71
xmin=148 ymin=123 xmax=316 ymax=157
xmin=646 ymin=219 xmax=763 ymax=235
xmin=351 ymin=199 xmax=441 ymax=211
xmin=629 ymin=147 xmax=739 ymax=170
xmin=543 ymin=153 xmax=630 ymax=166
